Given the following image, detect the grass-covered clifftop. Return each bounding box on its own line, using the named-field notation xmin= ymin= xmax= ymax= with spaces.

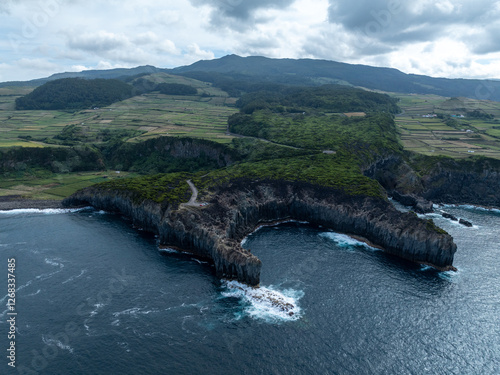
xmin=89 ymin=172 xmax=192 ymax=205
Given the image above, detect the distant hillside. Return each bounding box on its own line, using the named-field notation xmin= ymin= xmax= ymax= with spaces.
xmin=0 ymin=65 xmax=164 ymax=89
xmin=4 ymin=55 xmax=500 ymax=101
xmin=173 ymin=55 xmax=500 ymax=101
xmin=15 ymin=78 xmax=133 ymax=110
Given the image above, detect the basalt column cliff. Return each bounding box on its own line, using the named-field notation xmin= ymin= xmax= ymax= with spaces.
xmin=63 ymin=178 xmax=457 ymax=286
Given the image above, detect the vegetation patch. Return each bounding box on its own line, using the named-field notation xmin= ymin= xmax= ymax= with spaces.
xmin=156 ymin=83 xmax=198 ymax=96
xmin=15 ymin=78 xmax=133 ymax=110
xmin=193 ymin=153 xmax=385 ymax=198
xmin=94 ymin=172 xmax=192 ymax=205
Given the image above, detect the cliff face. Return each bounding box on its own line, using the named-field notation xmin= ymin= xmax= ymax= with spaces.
xmin=364 ymin=155 xmax=500 ymax=209
xmin=63 ymin=178 xmax=457 ymax=286
xmin=164 ymin=139 xmax=234 ymax=167
xmin=420 ymin=164 xmax=500 ymax=207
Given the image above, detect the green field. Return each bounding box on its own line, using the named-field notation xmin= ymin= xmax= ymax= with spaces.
xmin=0 ymin=76 xmax=238 ymax=147
xmin=394 ymin=93 xmax=500 ymax=159
xmin=0 ymin=74 xmax=239 ymax=199
xmin=0 ymin=170 xmax=139 ymax=199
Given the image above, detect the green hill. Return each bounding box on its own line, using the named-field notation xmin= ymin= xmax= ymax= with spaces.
xmin=173 ymin=55 xmax=500 ymax=101
xmin=15 ymin=78 xmax=133 ymax=110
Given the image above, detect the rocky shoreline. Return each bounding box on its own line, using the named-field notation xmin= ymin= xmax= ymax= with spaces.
xmin=63 ymin=179 xmax=458 ymax=286
xmin=0 ymin=196 xmax=63 ymax=211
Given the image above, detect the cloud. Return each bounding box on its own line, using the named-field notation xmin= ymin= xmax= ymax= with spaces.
xmin=2 ymin=0 xmax=500 ymax=81
xmin=63 ymin=29 xmax=181 ymax=65
xmin=327 ymin=0 xmax=496 ymax=47
xmin=0 ymin=58 xmax=60 ymax=81
xmin=189 ymin=0 xmax=297 ymax=28
xmin=185 ymin=43 xmax=214 ymax=60
xmin=67 ymin=30 xmax=129 ymax=53
xmin=16 ymin=57 xmax=59 ymax=71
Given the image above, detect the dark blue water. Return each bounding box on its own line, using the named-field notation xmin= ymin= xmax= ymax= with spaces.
xmin=1 ymin=205 xmax=499 ymax=374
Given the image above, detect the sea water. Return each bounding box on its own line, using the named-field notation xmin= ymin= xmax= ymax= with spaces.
xmin=0 ymin=205 xmax=499 ymax=374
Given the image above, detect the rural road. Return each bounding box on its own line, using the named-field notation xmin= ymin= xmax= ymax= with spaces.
xmin=226 ymin=131 xmax=305 ymax=150
xmin=185 ymin=179 xmax=203 ymax=206
xmin=226 ymin=131 xmax=336 ymax=154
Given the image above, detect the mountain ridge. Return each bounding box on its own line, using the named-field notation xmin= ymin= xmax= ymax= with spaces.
xmin=2 ymin=55 xmax=500 ymax=100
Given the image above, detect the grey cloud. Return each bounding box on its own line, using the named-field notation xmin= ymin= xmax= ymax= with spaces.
xmin=468 ymin=24 xmax=500 ymax=54
xmin=190 ymin=0 xmax=296 ymax=28
xmin=328 ymin=0 xmax=496 ymax=46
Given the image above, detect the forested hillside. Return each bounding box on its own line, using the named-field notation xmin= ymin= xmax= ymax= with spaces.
xmin=235 ymin=85 xmax=399 ymax=114
xmin=15 ymin=78 xmax=133 ymax=110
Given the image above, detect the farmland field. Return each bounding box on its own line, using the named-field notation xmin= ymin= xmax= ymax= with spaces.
xmin=0 ymin=79 xmax=238 ymax=147
xmin=0 ymin=75 xmax=238 ymax=198
xmin=3 ymin=81 xmax=500 ymax=199
xmin=394 ymin=93 xmax=500 ymax=159
xmin=0 ymin=170 xmax=139 ymax=200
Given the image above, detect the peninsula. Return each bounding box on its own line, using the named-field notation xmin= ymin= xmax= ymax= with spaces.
xmin=2 ymin=57 xmax=500 ymax=286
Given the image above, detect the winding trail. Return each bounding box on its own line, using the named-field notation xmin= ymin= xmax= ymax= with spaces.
xmin=226 ymin=131 xmax=336 ymax=154
xmin=185 ymin=179 xmax=203 ymax=207
xmin=226 ymin=131 xmax=306 ymax=151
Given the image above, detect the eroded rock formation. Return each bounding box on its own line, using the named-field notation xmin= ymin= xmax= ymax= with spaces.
xmin=63 ymin=178 xmax=457 ymax=286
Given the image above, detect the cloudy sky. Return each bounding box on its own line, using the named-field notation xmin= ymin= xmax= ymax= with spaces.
xmin=2 ymin=0 xmax=500 ymax=82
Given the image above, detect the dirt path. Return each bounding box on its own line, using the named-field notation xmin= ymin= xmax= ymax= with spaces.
xmin=226 ymin=131 xmax=305 ymax=150
xmin=183 ymin=179 xmax=208 ymax=208
xmin=186 ymin=179 xmax=199 ymax=205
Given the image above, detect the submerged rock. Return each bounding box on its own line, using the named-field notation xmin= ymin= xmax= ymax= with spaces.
xmin=414 ymin=198 xmax=434 ymax=214
xmin=390 ymin=191 xmax=433 ymax=213
xmin=459 ymin=218 xmax=473 ymax=227
xmin=442 ymin=212 xmax=458 ymax=221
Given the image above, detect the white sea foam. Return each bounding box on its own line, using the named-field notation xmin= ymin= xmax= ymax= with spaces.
xmin=42 ymin=335 xmax=74 ymax=354
xmin=25 ymin=289 xmax=41 ymax=297
xmin=319 ymin=232 xmax=379 ymax=251
xmin=0 ymin=308 xmax=8 ymax=320
xmin=62 ymin=269 xmax=87 ymax=284
xmin=0 ymin=279 xmax=35 ymax=303
xmin=240 ymin=220 xmax=309 ymax=247
xmin=44 ymin=258 xmax=64 ymax=267
xmin=222 ymin=280 xmax=303 ymax=322
xmin=440 ymin=204 xmax=500 ymax=214
xmin=159 ymin=247 xmax=178 ymax=254
xmin=0 ymin=207 xmax=92 ymax=215
xmin=438 ymin=268 xmax=460 ymax=283
xmin=89 ymin=303 xmax=105 ymax=317
xmin=112 ymin=307 xmax=159 ymax=317
xmin=158 ymin=247 xmax=191 ymax=255
xmin=191 ymin=258 xmax=209 ymax=265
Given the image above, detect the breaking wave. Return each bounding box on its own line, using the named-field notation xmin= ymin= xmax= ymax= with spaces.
xmin=221 ymin=280 xmax=303 ymax=323
xmin=319 ymin=232 xmax=379 ymax=251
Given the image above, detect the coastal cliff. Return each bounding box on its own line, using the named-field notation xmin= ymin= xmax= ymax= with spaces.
xmin=364 ymin=154 xmax=500 ymax=209
xmin=63 ymin=178 xmax=457 ymax=286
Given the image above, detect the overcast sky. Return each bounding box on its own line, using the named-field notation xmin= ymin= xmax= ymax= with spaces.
xmin=2 ymin=0 xmax=500 ymax=82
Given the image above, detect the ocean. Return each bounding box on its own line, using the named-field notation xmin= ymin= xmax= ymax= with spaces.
xmin=1 ymin=203 xmax=499 ymax=374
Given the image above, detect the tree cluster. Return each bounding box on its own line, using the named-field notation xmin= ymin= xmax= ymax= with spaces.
xmin=235 ymin=85 xmax=400 ymax=114
xmin=15 ymin=78 xmax=133 ymax=110
xmin=156 ymin=83 xmax=198 ymax=96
